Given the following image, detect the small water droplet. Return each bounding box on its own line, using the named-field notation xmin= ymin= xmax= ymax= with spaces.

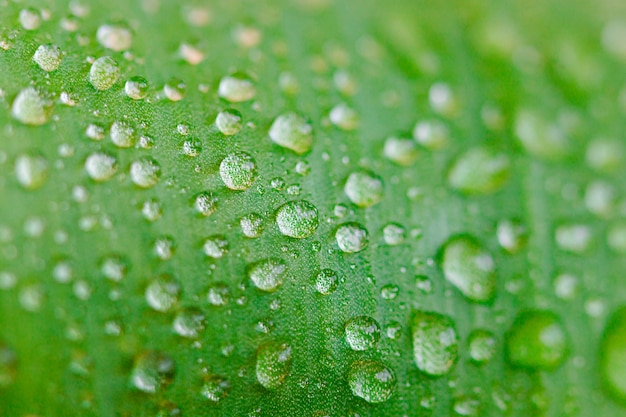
xmin=496 ymin=219 xmax=527 ymax=254
xmin=345 ymin=316 xmax=381 ymax=351
xmin=84 ymin=152 xmax=118 ymax=182
xmin=97 ymin=23 xmax=132 ymax=51
xmin=344 ymin=170 xmax=384 ymax=208
xmin=173 ymin=308 xmax=206 ymax=338
xmin=130 ymin=351 xmax=175 ymax=393
xmin=468 ymin=329 xmax=496 ymax=365
xmin=315 ymin=269 xmax=338 ymax=295
xmin=240 ymin=213 xmax=264 ymax=238
xmin=216 ymin=108 xmax=243 ymax=135
xmin=193 ymin=192 xmax=218 ymax=217
xmin=15 ymin=153 xmax=49 ymax=189
xmin=348 ymin=360 xmax=396 ymax=403
xmin=555 ymin=223 xmax=592 ymax=253
xmin=33 ymin=44 xmax=62 ymax=72
xmin=201 ymin=375 xmax=229 ymax=401
xmin=130 ymin=157 xmax=161 ymax=188
xmin=256 ymin=343 xmax=292 ymax=389
xmin=269 ymin=112 xmax=313 ymax=154
xmin=219 ymin=152 xmax=257 ymax=190
xmin=329 ymin=103 xmax=358 ymax=130
xmin=218 ymin=72 xmax=256 ymax=102
xmin=164 ymin=78 xmax=186 ymax=101
xmin=448 ymin=147 xmax=510 ymax=195
xmin=249 ymin=258 xmax=287 ymax=292
xmin=383 ymin=223 xmax=405 ymax=245
xmin=413 ymin=120 xmax=449 ymax=150
xmin=89 ymin=56 xmax=120 ymax=91
xmin=600 ymin=307 xmax=626 ymax=401
xmin=125 ymin=76 xmax=149 ymax=100
xmin=384 ymin=137 xmax=418 ymax=166
xmin=202 ymin=235 xmax=229 ymax=259
xmin=336 ymin=223 xmax=369 ymax=253
xmin=275 ymin=200 xmax=319 ymax=238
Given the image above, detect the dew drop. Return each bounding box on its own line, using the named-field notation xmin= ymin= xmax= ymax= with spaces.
xmin=468 ymin=329 xmax=496 ymax=365
xmin=383 ymin=136 xmax=418 ymax=166
xmin=219 ymin=152 xmax=257 ymax=190
xmin=496 ymin=219 xmax=527 ymax=254
xmin=33 ymin=44 xmax=62 ymax=72
xmin=164 ymin=78 xmax=186 ymax=101
xmin=193 ymin=192 xmax=218 ymax=217
xmin=249 ymin=258 xmax=286 ymax=292
xmin=269 ymin=112 xmax=313 ymax=154
xmin=608 ymin=222 xmax=626 ymax=254
xmin=344 ymin=170 xmax=384 ymax=208
xmin=345 ymin=316 xmax=381 ymax=351
xmin=218 ymin=72 xmax=256 ymax=102
xmin=89 ymin=57 xmax=120 ymax=91
xmin=202 ymin=235 xmax=229 ymax=259
xmin=142 ymin=199 xmax=163 ymax=222
xmin=15 ymin=153 xmax=49 ymax=190
xmin=125 ymin=76 xmax=149 ymax=100
xmin=412 ymin=310 xmax=459 ymax=376
xmin=97 ymin=23 xmax=132 ymax=51
xmin=348 ymin=360 xmax=396 ymax=404
xmin=145 ymin=276 xmax=180 ymax=312
xmin=383 ymin=223 xmax=406 ymax=245
xmin=555 ymin=224 xmax=592 ymax=253
xmin=256 ymin=343 xmax=292 ymax=389
xmin=207 ymin=283 xmax=230 ymax=306
xmin=514 ymin=109 xmax=569 ymax=160
xmin=11 ymin=87 xmax=53 ymax=126
xmin=173 ymin=308 xmax=206 ymax=338
xmin=315 ymin=269 xmax=338 ymax=295
xmin=130 ymin=158 xmax=161 ymax=188
xmin=110 ymin=121 xmax=136 ymax=148
xmin=441 ymin=235 xmax=496 ymax=303
xmin=101 ymin=255 xmax=128 ymax=282
xmin=413 ymin=120 xmax=449 ymax=150
xmin=216 ymin=108 xmax=243 ymax=135
xmin=201 ymin=375 xmax=229 ymax=401
xmin=130 ymin=351 xmax=175 ymax=393
xmin=19 ymin=8 xmax=41 ymax=30
xmin=275 ymin=200 xmax=319 ymax=238
xmin=448 ymin=147 xmax=510 ymax=195
xmin=336 ymin=223 xmax=369 ymax=253
xmin=506 ymin=310 xmax=567 ymax=369
xmin=584 ymin=180 xmax=615 ymax=218
xmin=586 ymin=139 xmax=623 ymax=173
xmin=600 ymin=307 xmax=626 ymax=401
xmin=240 ymin=213 xmax=264 ymax=238
xmin=329 ymin=103 xmax=359 ymax=130
xmin=84 ymin=152 xmax=118 ymax=182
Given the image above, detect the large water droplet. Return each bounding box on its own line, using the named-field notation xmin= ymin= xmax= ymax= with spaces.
xmin=11 ymin=87 xmax=53 ymax=126
xmin=269 ymin=112 xmax=313 ymax=154
xmin=218 ymin=72 xmax=256 ymax=102
xmin=514 ymin=109 xmax=569 ymax=160
xmin=15 ymin=153 xmax=49 ymax=190
xmin=506 ymin=310 xmax=567 ymax=369
xmin=89 ymin=57 xmax=120 ymax=91
xmin=275 ymin=200 xmax=319 ymax=238
xmin=145 ymin=276 xmax=180 ymax=312
xmin=600 ymin=308 xmax=626 ymax=401
xmin=468 ymin=329 xmax=496 ymax=365
xmin=256 ymin=342 xmax=292 ymax=389
xmin=249 ymin=258 xmax=286 ymax=292
xmin=130 ymin=351 xmax=175 ymax=393
xmin=97 ymin=23 xmax=132 ymax=51
xmin=336 ymin=223 xmax=369 ymax=253
xmin=348 ymin=360 xmax=396 ymax=403
xmin=84 ymin=152 xmax=118 ymax=182
xmin=441 ymin=236 xmax=496 ymax=303
xmin=345 ymin=316 xmax=381 ymax=351
xmin=130 ymin=158 xmax=161 ymax=188
xmin=216 ymin=109 xmax=243 ymax=135
xmin=448 ymin=147 xmax=510 ymax=195
xmin=344 ymin=170 xmax=384 ymax=208
xmin=412 ymin=310 xmax=459 ymax=376
xmin=219 ymin=152 xmax=257 ymax=190
xmin=33 ymin=44 xmax=62 ymax=72
xmin=125 ymin=76 xmax=149 ymax=100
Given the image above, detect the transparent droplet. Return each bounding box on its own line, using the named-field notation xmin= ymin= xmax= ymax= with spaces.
xmin=145 ymin=276 xmax=180 ymax=312
xmin=496 ymin=219 xmax=527 ymax=254
xmin=586 ymin=138 xmax=623 ymax=173
xmin=86 ymin=123 xmax=105 ymax=140
xmin=15 ymin=153 xmax=49 ymax=189
xmin=380 ymin=284 xmax=399 ymax=300
xmin=125 ymin=76 xmax=149 ymax=100
xmin=429 ymin=82 xmax=457 ymax=116
xmin=219 ymin=152 xmax=257 ymax=190
xmin=19 ymin=8 xmax=42 ymax=30
xmin=249 ymin=258 xmax=286 ymax=292
xmin=383 ymin=223 xmax=405 ymax=245
xmin=142 ymin=199 xmax=163 ymax=222
xmin=412 ymin=310 xmax=459 ymax=376
xmin=384 ymin=137 xmax=418 ymax=166
xmin=193 ymin=192 xmax=218 ymax=217
xmin=344 ymin=170 xmax=384 ymax=208
xmin=584 ymin=180 xmax=615 ymax=218
xmin=345 ymin=316 xmax=381 ymax=351
xmin=181 ymin=139 xmax=202 ymax=157
xmin=336 ymin=223 xmax=369 ymax=253
xmin=33 ymin=44 xmax=62 ymax=72
xmin=506 ymin=310 xmax=567 ymax=369
xmin=202 ymin=235 xmax=229 ymax=259
xmin=164 ymin=78 xmax=186 ymax=101
xmin=218 ymin=72 xmax=256 ymax=102
xmin=295 ymin=160 xmax=311 ymax=176
xmin=101 ymin=255 xmax=128 ymax=282
xmin=600 ymin=307 xmax=626 ymax=401
xmin=207 ymin=283 xmax=230 ymax=306
xmin=275 ymin=200 xmax=319 ymax=238
xmin=130 ymin=157 xmax=161 ymax=188
xmin=89 ymin=56 xmax=120 ymax=91
xmin=348 ymin=360 xmax=396 ymax=404
xmin=555 ymin=224 xmax=592 ymax=254
xmin=97 ymin=23 xmax=132 ymax=51
xmin=201 ymin=375 xmax=229 ymax=402
xmin=329 ymin=103 xmax=358 ymax=130
xmin=453 ymin=394 xmax=482 ymax=416
xmin=554 ymin=273 xmax=578 ymax=300
xmin=468 ymin=330 xmax=496 ymax=365
xmin=448 ymin=147 xmax=510 ymax=195
xmin=256 ymin=343 xmax=292 ymax=389
xmin=110 ymin=121 xmax=136 ymax=148
xmin=11 ymin=87 xmax=53 ymax=126
xmin=269 ymin=112 xmax=313 ymax=154
xmin=315 ymin=269 xmax=338 ymax=295
xmin=514 ymin=109 xmax=569 ymax=160
xmin=240 ymin=213 xmax=264 ymax=238
xmin=179 ymin=43 xmax=204 ymax=65
xmin=154 ymin=236 xmax=176 ymax=260
xmin=413 ymin=120 xmax=449 ymax=150
xmin=386 ymin=321 xmax=402 ymax=339
xmin=173 ymin=308 xmax=205 ymax=338
xmin=441 ymin=235 xmax=496 ymax=303
xmin=52 ymin=259 xmax=74 ymax=283
xmin=130 ymin=351 xmax=175 ymax=393
xmin=84 ymin=152 xmax=118 ymax=182
xmin=216 ymin=108 xmax=243 ymax=136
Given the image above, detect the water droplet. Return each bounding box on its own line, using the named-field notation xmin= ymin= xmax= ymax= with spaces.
xmin=110 ymin=121 xmax=136 ymax=148
xmin=269 ymin=112 xmax=313 ymax=154
xmin=506 ymin=310 xmax=567 ymax=369
xmin=145 ymin=276 xmax=180 ymax=312
xmin=194 ymin=192 xmax=218 ymax=217
xmin=101 ymin=255 xmax=128 ymax=282
xmin=19 ymin=8 xmax=42 ymax=30
xmin=348 ymin=360 xmax=396 ymax=404
xmin=130 ymin=351 xmax=175 ymax=393
xmin=219 ymin=152 xmax=257 ymax=190
xmin=84 ymin=152 xmax=118 ymax=182
xmin=315 ymin=269 xmax=338 ymax=295
xmin=441 ymin=236 xmax=495 ymax=302
xmin=97 ymin=23 xmax=132 ymax=51
xmin=554 ymin=273 xmax=578 ymax=300
xmin=11 ymin=87 xmax=53 ymax=125
xmin=586 ymin=138 xmax=623 ymax=173
xmin=89 ymin=56 xmax=120 ymax=91
xmin=241 ymin=213 xmax=264 ymax=238
xmin=607 ymin=222 xmax=626 ymax=253
xmin=429 ymin=82 xmax=457 ymax=116
xmin=33 ymin=44 xmax=62 ymax=72
xmin=383 ymin=136 xmax=418 ymax=166
xmin=249 ymin=258 xmax=286 ymax=292
xmin=413 ymin=120 xmax=449 ymax=150
xmin=201 ymin=375 xmax=229 ymax=401
xmin=468 ymin=329 xmax=496 ymax=365
xmin=329 ymin=103 xmax=358 ymax=130
xmin=383 ymin=223 xmax=405 ymax=245
xmin=584 ymin=180 xmax=615 ymax=218
xmin=453 ymin=394 xmax=482 ymax=416
xmin=345 ymin=316 xmax=381 ymax=351
xmin=380 ymin=284 xmax=399 ymax=300
xmin=86 ymin=123 xmax=105 ymax=140
xmin=154 ymin=236 xmax=176 ymax=260
xmin=275 ymin=200 xmax=319 ymax=238
xmin=207 ymin=283 xmax=230 ymax=306
xmin=215 ymin=108 xmax=243 ymax=136
xmin=125 ymin=76 xmax=149 ymax=100
xmin=412 ymin=310 xmax=459 ymax=376
xmin=179 ymin=43 xmax=204 ymax=65
xmin=15 ymin=153 xmax=48 ymax=189
xmin=295 ymin=160 xmax=311 ymax=176
xmin=164 ymin=78 xmax=186 ymax=101
xmin=600 ymin=307 xmax=626 ymax=401
xmin=448 ymin=147 xmax=510 ymax=195
xmin=555 ymin=224 xmax=592 ymax=253
xmin=142 ymin=199 xmax=163 ymax=221
xmin=336 ymin=223 xmax=369 ymax=253
xmin=344 ymin=170 xmax=384 ymax=208
xmin=173 ymin=308 xmax=205 ymax=338
xmin=202 ymin=235 xmax=229 ymax=259
xmin=218 ymin=72 xmax=256 ymax=102
xmin=130 ymin=157 xmax=161 ymax=188
xmin=496 ymin=219 xmax=527 ymax=254
xmin=256 ymin=343 xmax=292 ymax=389
xmin=514 ymin=109 xmax=569 ymax=159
